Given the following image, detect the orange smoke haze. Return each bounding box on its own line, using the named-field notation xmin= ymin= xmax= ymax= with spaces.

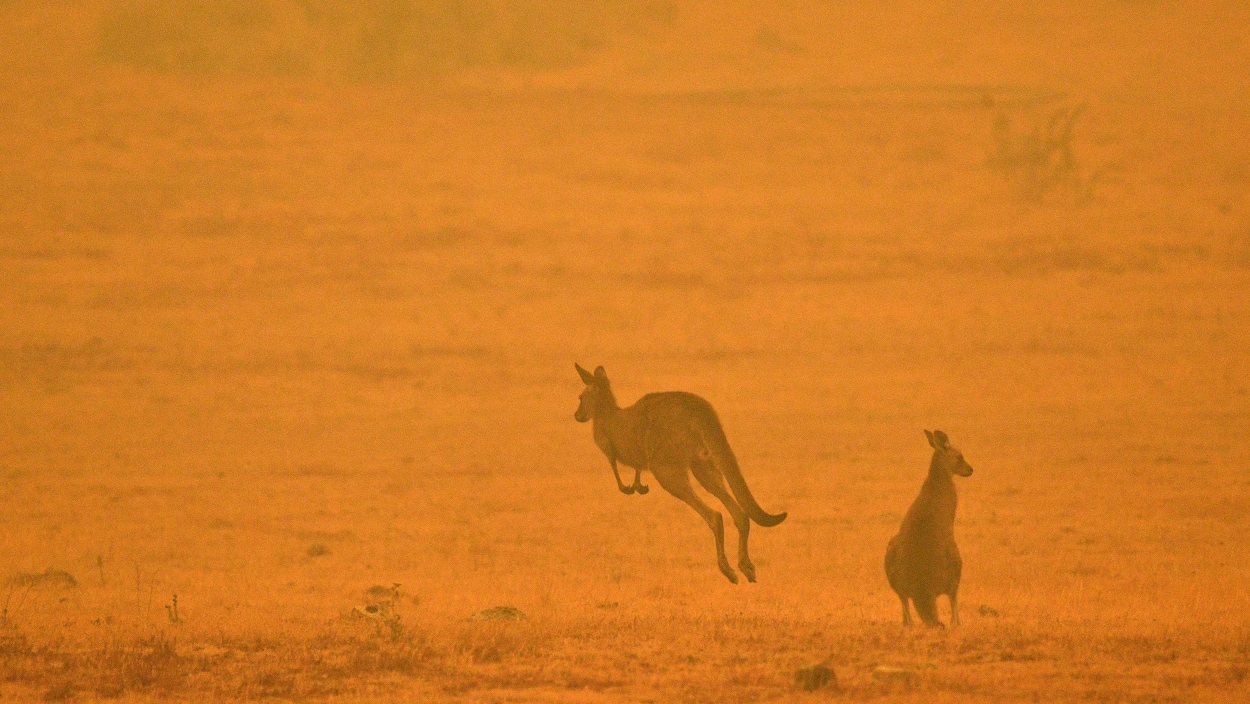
xmin=1 ymin=2 xmax=1248 ymax=701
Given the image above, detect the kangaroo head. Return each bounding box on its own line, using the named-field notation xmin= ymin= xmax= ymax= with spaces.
xmin=925 ymin=429 xmax=973 ymax=477
xmin=574 ymin=363 xmax=612 ymax=423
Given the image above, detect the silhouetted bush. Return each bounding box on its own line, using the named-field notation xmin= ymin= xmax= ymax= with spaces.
xmin=988 ymin=101 xmax=1111 ymax=204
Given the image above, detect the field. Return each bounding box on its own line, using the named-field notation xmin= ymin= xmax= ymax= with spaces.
xmin=2 ymin=1 xmax=1249 ymax=701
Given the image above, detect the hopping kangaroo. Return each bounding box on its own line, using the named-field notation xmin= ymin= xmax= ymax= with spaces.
xmin=884 ymin=430 xmax=974 ymax=627
xmin=573 ymin=364 xmax=787 ymax=583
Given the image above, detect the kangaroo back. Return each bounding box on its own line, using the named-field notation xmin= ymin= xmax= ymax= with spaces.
xmin=694 ymin=409 xmax=787 ymax=527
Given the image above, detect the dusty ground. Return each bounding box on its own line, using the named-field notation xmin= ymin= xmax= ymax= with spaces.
xmin=1 ymin=1 xmax=1249 ymax=701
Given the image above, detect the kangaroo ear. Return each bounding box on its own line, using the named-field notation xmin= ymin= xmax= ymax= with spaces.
xmin=575 ymin=363 xmax=594 ymax=385
xmin=933 ymin=430 xmax=950 ymax=449
xmin=593 ymin=365 xmax=607 ymax=381
xmin=924 ymin=430 xmax=937 ymax=448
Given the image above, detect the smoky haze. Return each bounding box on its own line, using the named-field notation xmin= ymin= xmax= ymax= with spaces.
xmin=1 ymin=1 xmax=1248 ymax=701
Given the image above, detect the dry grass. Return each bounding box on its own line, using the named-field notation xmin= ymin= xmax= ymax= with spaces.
xmin=96 ymin=0 xmax=676 ymax=78
xmin=1 ymin=1 xmax=1249 ymax=701
xmin=2 ymin=616 xmax=1247 ymax=700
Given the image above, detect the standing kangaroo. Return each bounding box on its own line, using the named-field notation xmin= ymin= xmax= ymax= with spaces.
xmin=573 ymin=364 xmax=787 ymax=584
xmin=884 ymin=430 xmax=974 ymax=627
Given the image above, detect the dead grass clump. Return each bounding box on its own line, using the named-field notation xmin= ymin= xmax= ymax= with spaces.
xmin=343 ymin=631 xmax=437 ymax=676
xmin=3 ymin=634 xmax=188 ymax=700
xmin=449 ymin=618 xmax=554 ymax=672
xmin=469 ymin=605 xmax=525 ymax=621
xmin=455 ymin=624 xmax=518 ymax=664
xmin=247 ymin=665 xmax=301 ymax=698
xmin=349 ymin=601 xmax=404 ymax=641
xmin=1098 ymin=634 xmax=1181 ymax=664
xmin=872 ymin=665 xmax=915 ymax=689
xmin=202 ymin=654 xmax=316 ymax=699
xmin=989 ymin=102 xmax=1109 ymax=204
xmin=41 ymin=681 xmax=76 ymax=701
xmin=88 ymin=636 xmax=187 ymax=696
xmin=5 ymin=569 xmax=77 ymax=589
xmin=199 ymin=628 xmax=441 ymax=698
xmin=794 ymin=662 xmax=837 ymax=691
xmin=951 ymin=629 xmax=1048 ymax=664
xmin=0 ymin=625 xmax=30 ymax=656
xmin=309 ymin=624 xmax=441 ymax=675
xmin=225 ymin=635 xmax=284 ymax=654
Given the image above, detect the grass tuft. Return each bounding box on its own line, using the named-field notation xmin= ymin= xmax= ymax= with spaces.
xmin=988 ymin=101 xmax=1112 ymax=204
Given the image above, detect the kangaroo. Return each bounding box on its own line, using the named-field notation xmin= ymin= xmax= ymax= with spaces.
xmin=573 ymin=363 xmax=787 ymax=583
xmin=884 ymin=430 xmax=974 ymax=627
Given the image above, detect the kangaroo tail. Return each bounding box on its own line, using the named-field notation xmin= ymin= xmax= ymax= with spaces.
xmin=913 ymin=594 xmax=943 ymax=628
xmin=698 ymin=415 xmax=787 ymax=528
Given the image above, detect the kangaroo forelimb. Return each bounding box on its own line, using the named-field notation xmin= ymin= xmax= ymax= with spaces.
xmin=610 ymin=458 xmax=637 ymax=495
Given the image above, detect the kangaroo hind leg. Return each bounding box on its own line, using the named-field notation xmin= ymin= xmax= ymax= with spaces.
xmin=899 ymin=594 xmax=913 ymax=626
xmin=653 ymin=463 xmax=737 ymax=584
xmin=692 ymin=457 xmax=754 ymax=582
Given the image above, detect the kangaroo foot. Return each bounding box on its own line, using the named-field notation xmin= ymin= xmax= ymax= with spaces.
xmin=718 ymin=560 xmax=739 ymax=584
xmin=738 ymin=559 xmax=756 ymax=583
xmin=629 ymin=470 xmax=649 ymax=495
xmin=616 ymin=483 xmax=636 ymax=495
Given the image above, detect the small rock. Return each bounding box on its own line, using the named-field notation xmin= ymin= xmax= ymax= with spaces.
xmin=978 ymin=604 xmax=1000 ymax=617
xmin=350 ymin=601 xmax=402 ymax=636
xmin=470 ymin=605 xmax=525 ymax=621
xmin=794 ymin=662 xmax=837 ymax=691
xmin=872 ymin=665 xmax=914 ymax=687
xmin=351 ymin=601 xmax=398 ymax=623
xmin=366 ymin=583 xmax=401 ymax=601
